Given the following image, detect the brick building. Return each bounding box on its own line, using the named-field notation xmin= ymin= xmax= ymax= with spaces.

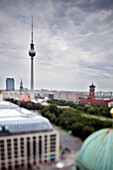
xmin=80 ymin=83 xmax=113 ymax=106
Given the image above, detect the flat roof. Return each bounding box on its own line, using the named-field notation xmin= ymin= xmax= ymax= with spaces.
xmin=0 ymin=101 xmax=53 ymax=134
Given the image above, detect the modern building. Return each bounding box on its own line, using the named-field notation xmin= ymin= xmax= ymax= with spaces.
xmin=76 ymin=128 xmax=113 ymax=170
xmin=6 ymin=78 xmax=14 ymax=91
xmin=0 ymin=101 xmax=59 ymax=169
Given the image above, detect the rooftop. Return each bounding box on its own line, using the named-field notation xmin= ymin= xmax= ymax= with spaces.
xmin=0 ymin=101 xmax=53 ymax=135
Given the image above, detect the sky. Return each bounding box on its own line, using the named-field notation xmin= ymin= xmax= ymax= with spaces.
xmin=0 ymin=0 xmax=113 ymax=91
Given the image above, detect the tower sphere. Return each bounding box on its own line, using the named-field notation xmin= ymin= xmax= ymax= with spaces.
xmin=29 ymin=49 xmax=36 ymax=57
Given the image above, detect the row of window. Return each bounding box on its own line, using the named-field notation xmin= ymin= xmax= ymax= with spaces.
xmin=0 ymin=154 xmax=56 ymax=167
xmin=0 ymin=136 xmax=56 ymax=160
xmin=0 ymin=134 xmax=56 ymax=144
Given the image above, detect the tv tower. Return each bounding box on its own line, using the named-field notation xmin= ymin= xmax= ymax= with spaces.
xmin=29 ymin=16 xmax=36 ymax=99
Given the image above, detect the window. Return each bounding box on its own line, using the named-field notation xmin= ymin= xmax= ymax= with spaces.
xmin=20 ymin=138 xmax=24 ymax=157
xmin=8 ymin=153 xmax=11 ymax=159
xmin=39 ymin=136 xmax=42 ymax=140
xmin=33 ymin=140 xmax=36 ymax=156
xmin=33 ymin=137 xmax=36 ymax=140
xmin=21 ymin=151 xmax=24 ymax=157
xmin=51 ymin=142 xmax=56 ymax=145
xmin=50 ymin=145 xmax=55 ymax=152
xmin=50 ymin=134 xmax=56 ymax=138
xmin=7 ymin=140 xmax=11 ymax=147
xmin=14 ymin=139 xmax=17 ymax=142
xmin=20 ymin=138 xmax=24 ymax=145
xmin=14 ymin=139 xmax=18 ymax=158
xmin=0 ymin=140 xmax=4 ymax=144
xmin=7 ymin=139 xmax=11 ymax=142
xmin=27 ymin=141 xmax=30 ymax=159
xmin=39 ymin=140 xmax=42 ymax=155
xmin=50 ymin=155 xmax=55 ymax=160
xmin=1 ymin=153 xmax=5 ymax=160
xmin=50 ymin=149 xmax=56 ymax=152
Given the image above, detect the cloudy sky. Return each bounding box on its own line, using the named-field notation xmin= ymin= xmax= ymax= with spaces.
xmin=0 ymin=0 xmax=113 ymax=91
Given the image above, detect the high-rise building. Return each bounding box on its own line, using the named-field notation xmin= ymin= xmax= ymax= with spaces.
xmin=0 ymin=101 xmax=59 ymax=169
xmin=29 ymin=16 xmax=36 ymax=99
xmin=6 ymin=78 xmax=14 ymax=91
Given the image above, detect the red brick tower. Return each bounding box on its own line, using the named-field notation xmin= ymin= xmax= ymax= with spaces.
xmin=89 ymin=83 xmax=95 ymax=98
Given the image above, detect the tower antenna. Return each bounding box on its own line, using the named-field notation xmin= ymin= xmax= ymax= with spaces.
xmin=31 ymin=16 xmax=33 ymax=44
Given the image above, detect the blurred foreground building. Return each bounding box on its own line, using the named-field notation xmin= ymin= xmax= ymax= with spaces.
xmin=76 ymin=128 xmax=113 ymax=170
xmin=0 ymin=101 xmax=59 ymax=169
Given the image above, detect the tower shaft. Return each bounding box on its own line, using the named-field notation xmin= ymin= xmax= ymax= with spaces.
xmin=31 ymin=57 xmax=34 ymax=91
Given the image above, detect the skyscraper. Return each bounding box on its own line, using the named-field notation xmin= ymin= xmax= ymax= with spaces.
xmin=6 ymin=78 xmax=14 ymax=91
xmin=29 ymin=16 xmax=36 ymax=99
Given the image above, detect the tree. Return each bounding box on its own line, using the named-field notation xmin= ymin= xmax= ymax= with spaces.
xmin=48 ymin=104 xmax=59 ymax=116
xmin=71 ymin=122 xmax=84 ymax=137
xmin=87 ymin=107 xmax=95 ymax=115
xmin=81 ymin=125 xmax=95 ymax=140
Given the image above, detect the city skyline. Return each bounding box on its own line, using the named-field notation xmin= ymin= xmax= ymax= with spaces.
xmin=0 ymin=0 xmax=113 ymax=91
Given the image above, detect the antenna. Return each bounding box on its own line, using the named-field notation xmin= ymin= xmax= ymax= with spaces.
xmin=31 ymin=16 xmax=33 ymax=44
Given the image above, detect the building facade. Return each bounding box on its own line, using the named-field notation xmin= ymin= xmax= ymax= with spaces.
xmin=6 ymin=78 xmax=14 ymax=91
xmin=0 ymin=101 xmax=59 ymax=169
xmin=80 ymin=83 xmax=113 ymax=106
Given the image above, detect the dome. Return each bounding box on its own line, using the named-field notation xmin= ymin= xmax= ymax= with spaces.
xmin=76 ymin=128 xmax=113 ymax=170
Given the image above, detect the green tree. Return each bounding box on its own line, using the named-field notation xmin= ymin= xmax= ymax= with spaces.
xmin=71 ymin=122 xmax=84 ymax=137
xmin=87 ymin=107 xmax=95 ymax=115
xmin=81 ymin=125 xmax=95 ymax=140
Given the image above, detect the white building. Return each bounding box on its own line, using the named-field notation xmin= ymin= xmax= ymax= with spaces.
xmin=0 ymin=101 xmax=59 ymax=169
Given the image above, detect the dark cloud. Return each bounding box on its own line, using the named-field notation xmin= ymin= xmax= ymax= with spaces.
xmin=73 ymin=0 xmax=113 ymax=11
xmin=0 ymin=0 xmax=113 ymax=90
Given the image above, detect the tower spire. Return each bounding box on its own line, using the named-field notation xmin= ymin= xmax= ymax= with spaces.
xmin=31 ymin=16 xmax=33 ymax=44
xmin=19 ymin=79 xmax=23 ymax=92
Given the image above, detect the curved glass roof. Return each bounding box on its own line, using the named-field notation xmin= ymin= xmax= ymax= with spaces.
xmin=76 ymin=128 xmax=113 ymax=170
xmin=0 ymin=101 xmax=53 ymax=133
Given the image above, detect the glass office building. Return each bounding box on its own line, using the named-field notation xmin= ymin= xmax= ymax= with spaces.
xmin=0 ymin=101 xmax=59 ymax=169
xmin=6 ymin=78 xmax=15 ymax=91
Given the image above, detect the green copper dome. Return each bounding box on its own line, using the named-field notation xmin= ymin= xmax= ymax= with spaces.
xmin=76 ymin=128 xmax=113 ymax=170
